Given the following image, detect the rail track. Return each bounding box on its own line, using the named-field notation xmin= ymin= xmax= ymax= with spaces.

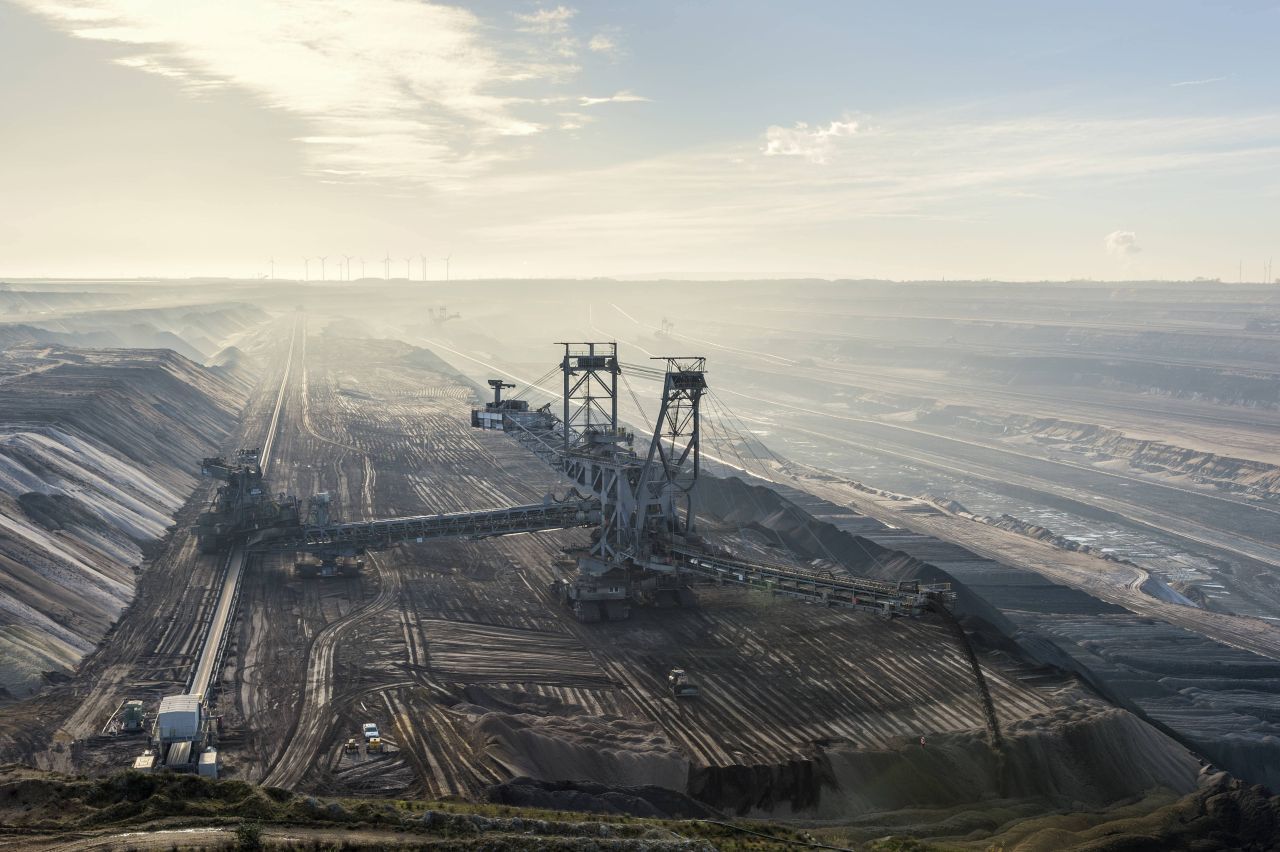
xmin=186 ymin=315 xmax=300 ymax=700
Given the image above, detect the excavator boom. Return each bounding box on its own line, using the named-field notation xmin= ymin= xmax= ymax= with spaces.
xmin=248 ymin=498 xmax=600 ymax=554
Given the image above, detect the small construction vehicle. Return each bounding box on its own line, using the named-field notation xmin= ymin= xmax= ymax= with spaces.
xmin=295 ymin=553 xmax=364 ymax=578
xmin=121 ymin=699 xmax=145 ymax=733
xmin=668 ymin=668 xmax=700 ymax=699
xmin=367 ymin=737 xmax=383 ymax=754
xmin=343 ymin=738 xmax=360 ymax=754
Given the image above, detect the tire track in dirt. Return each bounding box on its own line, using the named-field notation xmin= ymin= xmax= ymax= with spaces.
xmin=257 ymin=329 xmax=388 ymax=789
xmin=260 ymin=550 xmax=398 ymax=788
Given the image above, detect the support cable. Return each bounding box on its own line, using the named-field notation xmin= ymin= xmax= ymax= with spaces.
xmin=618 ymin=369 xmax=651 ymax=428
xmin=704 ymin=393 xmax=890 ymax=577
xmin=509 ymin=365 xmax=560 ymax=403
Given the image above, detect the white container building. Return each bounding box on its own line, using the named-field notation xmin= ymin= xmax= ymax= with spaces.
xmin=156 ymin=694 xmax=202 ymax=742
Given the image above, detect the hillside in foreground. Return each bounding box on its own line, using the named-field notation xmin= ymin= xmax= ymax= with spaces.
xmin=0 ymin=764 xmax=1276 ymax=851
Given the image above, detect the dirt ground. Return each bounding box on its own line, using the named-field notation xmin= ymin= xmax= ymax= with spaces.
xmin=199 ymin=332 xmax=1144 ymax=813
xmin=0 ymin=322 xmax=1202 ymax=821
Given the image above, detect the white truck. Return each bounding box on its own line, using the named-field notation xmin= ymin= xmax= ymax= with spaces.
xmin=667 ymin=668 xmax=700 ymax=699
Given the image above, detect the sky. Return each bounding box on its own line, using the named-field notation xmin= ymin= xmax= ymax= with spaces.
xmin=1 ymin=0 xmax=1278 ymax=282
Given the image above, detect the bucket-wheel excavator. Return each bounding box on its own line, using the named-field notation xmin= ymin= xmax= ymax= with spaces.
xmin=202 ymin=342 xmax=952 ymax=621
xmin=195 ymin=449 xmax=299 ymax=554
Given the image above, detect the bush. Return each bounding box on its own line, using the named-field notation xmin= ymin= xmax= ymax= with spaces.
xmin=234 ymin=821 xmax=264 ymax=851
xmin=262 ymin=786 xmax=293 ymax=804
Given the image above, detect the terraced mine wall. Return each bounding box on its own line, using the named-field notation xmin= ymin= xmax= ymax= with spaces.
xmin=1008 ymin=415 xmax=1280 ymax=498
xmin=813 ymin=304 xmax=1280 ymax=374
xmin=694 ymin=475 xmax=1014 ymax=631
xmin=815 ymin=703 xmax=1197 ymax=819
xmin=955 ymin=351 xmax=1280 ymax=408
xmin=692 ymin=474 xmax=1280 ymax=799
xmin=741 ymin=374 xmax=1280 ymax=504
xmin=0 ymin=286 xmax=127 ymax=317
xmin=0 ymin=347 xmax=252 ymax=698
xmin=0 ymin=300 xmax=263 ymax=363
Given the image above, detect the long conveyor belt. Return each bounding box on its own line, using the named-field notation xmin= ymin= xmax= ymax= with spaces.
xmin=250 ymin=499 xmax=600 ymax=553
xmin=187 ymin=315 xmax=299 ymax=699
xmin=670 ymin=547 xmax=953 ymax=616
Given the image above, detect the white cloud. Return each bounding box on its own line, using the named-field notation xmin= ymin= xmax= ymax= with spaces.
xmin=17 ymin=0 xmax=585 ymax=186
xmin=1171 ymin=75 xmax=1229 ymax=87
xmin=514 ymin=5 xmax=576 ymax=35
xmin=588 ymin=33 xmax=617 ymax=54
xmin=513 ymin=7 xmax=586 ymax=61
xmin=1104 ymin=230 xmax=1142 ymax=257
xmin=459 ymin=110 xmax=1280 ymax=274
xmin=579 ymin=90 xmax=649 ymax=107
xmin=114 ymin=54 xmax=196 ymax=82
xmin=762 ymin=118 xmax=859 ymax=163
xmin=558 ymin=111 xmax=594 ymax=130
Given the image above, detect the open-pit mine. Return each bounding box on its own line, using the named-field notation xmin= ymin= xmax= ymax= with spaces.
xmin=1 ymin=277 xmax=1278 ymax=850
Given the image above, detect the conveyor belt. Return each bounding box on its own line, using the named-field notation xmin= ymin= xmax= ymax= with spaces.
xmin=670 ymin=547 xmax=953 ymax=616
xmin=251 ymin=499 xmax=600 ymax=553
xmin=186 ymin=316 xmax=298 ymax=700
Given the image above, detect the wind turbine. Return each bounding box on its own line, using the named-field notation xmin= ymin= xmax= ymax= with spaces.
xmin=383 ymin=251 xmax=391 ymax=279
xmin=404 ymin=257 xmax=412 ymax=279
xmin=303 ymin=257 xmax=310 ymax=281
xmin=443 ymin=252 xmax=452 ymax=282
xmin=319 ymin=255 xmax=328 ymax=281
xmin=343 ymin=255 xmax=354 ymax=282
xmin=269 ymin=257 xmax=275 ymax=280
xmin=420 ymin=253 xmax=428 ymax=281
xmin=359 ymin=257 xmax=366 ymax=279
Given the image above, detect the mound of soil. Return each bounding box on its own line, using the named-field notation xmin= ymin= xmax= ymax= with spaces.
xmin=470 ymin=708 xmax=689 ymax=791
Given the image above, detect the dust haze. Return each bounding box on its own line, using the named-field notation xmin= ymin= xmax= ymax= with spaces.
xmin=1 ymin=275 xmax=1278 ymax=849
xmin=3 ymin=0 xmax=1280 ymax=848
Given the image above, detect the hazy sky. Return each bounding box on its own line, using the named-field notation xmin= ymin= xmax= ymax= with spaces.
xmin=2 ymin=1 xmax=1278 ymax=281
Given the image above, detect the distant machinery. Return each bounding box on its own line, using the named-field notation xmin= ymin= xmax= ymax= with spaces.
xmin=668 ymin=668 xmax=700 ymax=699
xmin=288 ymin=493 xmax=364 ymax=578
xmin=294 ymin=552 xmax=365 ymax=579
xmin=195 ymin=449 xmax=299 ymax=554
xmin=506 ymin=343 xmax=709 ymax=620
xmin=470 ymin=379 xmax=551 ymax=431
xmin=428 ymin=305 xmax=461 ymax=324
xmin=199 ymin=342 xmax=951 ymax=623
xmin=469 ymin=343 xmax=951 ymax=620
xmin=255 ymin=497 xmax=598 ymax=568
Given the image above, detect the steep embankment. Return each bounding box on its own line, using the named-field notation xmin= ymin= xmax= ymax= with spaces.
xmin=697 ymin=473 xmax=1280 ymax=793
xmin=0 ymin=287 xmax=126 ymax=318
xmin=205 ymin=345 xmax=255 ymax=396
xmin=0 ymin=347 xmax=252 ymax=698
xmin=0 ymin=301 xmax=263 ymax=363
xmin=782 ymin=356 xmax=1280 ymax=500
xmin=818 ymin=701 xmax=1197 ymax=819
xmin=1007 ymin=415 xmax=1280 ymax=498
xmin=956 ymin=349 xmax=1280 ymax=408
xmin=691 ymin=475 xmax=1201 ymax=817
xmin=695 ymin=474 xmax=1012 ymax=631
